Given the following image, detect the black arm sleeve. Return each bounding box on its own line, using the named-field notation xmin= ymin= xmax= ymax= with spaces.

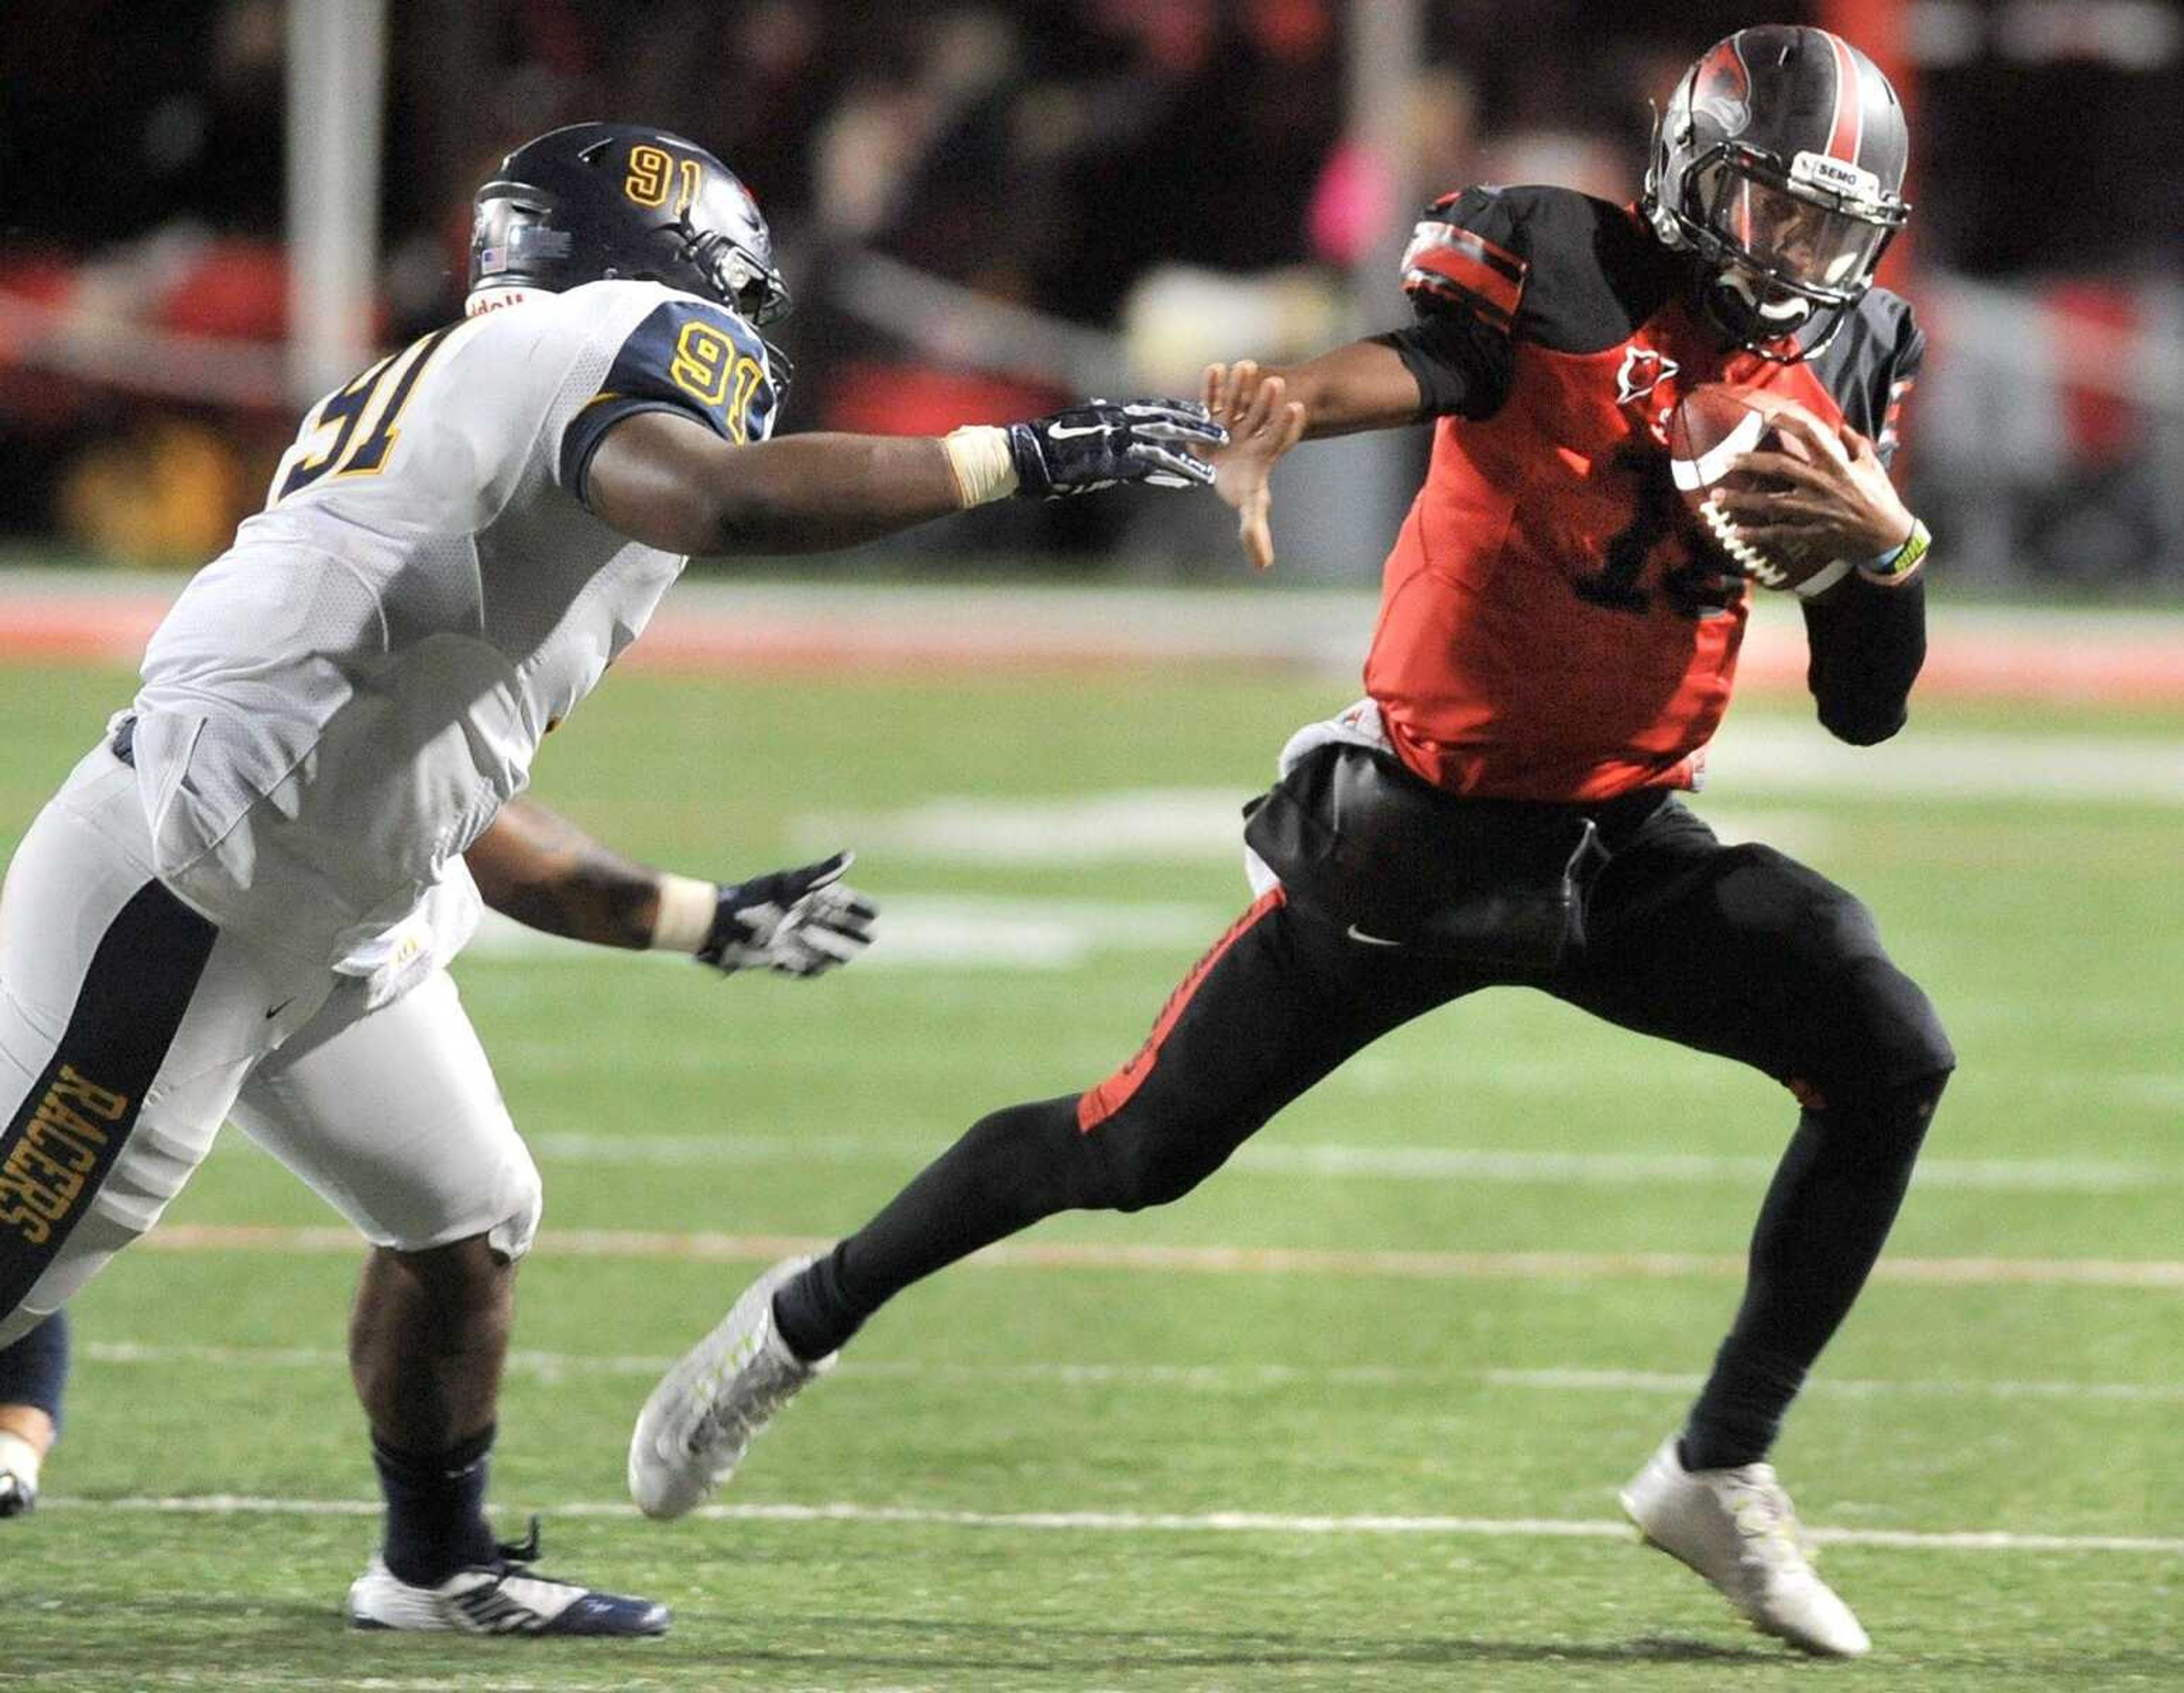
xmin=1801 ymin=577 xmax=1927 ymax=746
xmin=1370 ymin=313 xmax=1516 ymax=421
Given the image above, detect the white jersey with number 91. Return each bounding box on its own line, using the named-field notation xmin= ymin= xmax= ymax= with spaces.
xmin=128 ymin=279 xmax=780 ymax=968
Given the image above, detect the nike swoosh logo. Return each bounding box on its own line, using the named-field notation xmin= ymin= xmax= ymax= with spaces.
xmin=1047 ymin=423 xmax=1116 ymax=440
xmin=264 ymin=996 xmax=297 ymax=1020
xmin=1345 ymin=925 xmax=1403 ymax=948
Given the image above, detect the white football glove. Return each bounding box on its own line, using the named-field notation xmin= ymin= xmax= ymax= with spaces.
xmin=697 ymin=851 xmax=877 ymax=978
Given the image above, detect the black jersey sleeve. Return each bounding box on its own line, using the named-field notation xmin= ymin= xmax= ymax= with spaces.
xmin=1800 ymin=296 xmax=1930 ymax=746
xmin=557 ymin=299 xmax=781 ymax=507
xmin=1385 ymin=185 xmax=1682 ymax=418
xmin=1873 ymin=312 xmax=1924 ymax=468
xmin=1807 ymin=287 xmax=1925 ymax=465
xmin=1370 ymin=313 xmax=1514 ymax=421
xmin=1383 ymin=187 xmax=1531 ymax=420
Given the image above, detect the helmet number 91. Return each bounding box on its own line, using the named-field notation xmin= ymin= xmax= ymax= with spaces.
xmin=627 ymin=145 xmax=703 ymax=218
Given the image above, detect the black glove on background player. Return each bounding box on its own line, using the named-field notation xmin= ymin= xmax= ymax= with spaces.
xmin=699 ymin=851 xmax=877 ymax=978
xmin=1007 ymin=400 xmax=1225 ymax=498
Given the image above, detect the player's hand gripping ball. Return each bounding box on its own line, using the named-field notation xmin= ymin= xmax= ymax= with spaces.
xmin=1668 ymin=385 xmax=1852 ymax=599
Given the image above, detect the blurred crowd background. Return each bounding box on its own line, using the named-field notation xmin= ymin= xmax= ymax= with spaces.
xmin=2 ymin=0 xmax=2178 ymax=590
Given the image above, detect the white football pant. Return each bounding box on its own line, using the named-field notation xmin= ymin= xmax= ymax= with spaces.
xmin=0 ymin=740 xmax=540 ymax=1347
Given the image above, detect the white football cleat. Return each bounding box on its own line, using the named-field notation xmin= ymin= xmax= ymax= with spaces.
xmin=1619 ymin=1436 xmax=1871 ymax=1658
xmin=0 ymin=1469 xmax=35 ymax=1518
xmin=0 ymin=1431 xmax=41 ymax=1519
xmin=628 ymin=1256 xmax=836 ymax=1520
xmin=346 ymin=1520 xmax=668 ymax=1636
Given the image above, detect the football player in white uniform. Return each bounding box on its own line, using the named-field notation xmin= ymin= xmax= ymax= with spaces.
xmin=0 ymin=796 xmax=875 ymax=1527
xmin=0 ymin=121 xmax=1239 ymax=1634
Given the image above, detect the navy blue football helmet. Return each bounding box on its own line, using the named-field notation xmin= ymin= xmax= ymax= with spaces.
xmin=470 ymin=122 xmax=790 ymax=326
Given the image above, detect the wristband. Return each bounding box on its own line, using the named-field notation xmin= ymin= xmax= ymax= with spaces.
xmin=650 ymin=873 xmax=718 ymax=953
xmin=941 ymin=425 xmax=1019 ymax=508
xmin=1858 ymin=517 xmax=1930 ymax=587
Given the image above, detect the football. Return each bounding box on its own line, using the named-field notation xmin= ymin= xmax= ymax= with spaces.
xmin=1667 ymin=383 xmax=1851 ymax=599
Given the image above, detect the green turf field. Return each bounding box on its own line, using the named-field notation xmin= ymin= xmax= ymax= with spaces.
xmin=2 ymin=655 xmax=2181 ymax=1691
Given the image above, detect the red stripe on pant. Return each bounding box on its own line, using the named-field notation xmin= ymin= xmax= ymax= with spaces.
xmin=1077 ymin=886 xmax=1287 ymax=1133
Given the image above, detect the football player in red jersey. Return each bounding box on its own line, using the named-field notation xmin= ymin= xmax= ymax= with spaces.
xmin=633 ymin=26 xmax=1950 ymax=1659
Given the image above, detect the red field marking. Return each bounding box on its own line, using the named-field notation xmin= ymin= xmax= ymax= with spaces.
xmin=8 ymin=587 xmax=2184 ymax=701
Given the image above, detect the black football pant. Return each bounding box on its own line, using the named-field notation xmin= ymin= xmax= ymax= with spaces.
xmin=780 ymin=796 xmax=1955 ymax=1465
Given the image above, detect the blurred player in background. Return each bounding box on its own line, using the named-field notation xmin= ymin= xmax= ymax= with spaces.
xmin=0 ymin=121 xmax=1251 ymax=1634
xmin=634 ymin=27 xmax=1951 ymax=1660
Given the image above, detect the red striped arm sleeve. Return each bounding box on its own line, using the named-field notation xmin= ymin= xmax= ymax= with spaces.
xmin=1400 ymin=192 xmax=1529 ymax=335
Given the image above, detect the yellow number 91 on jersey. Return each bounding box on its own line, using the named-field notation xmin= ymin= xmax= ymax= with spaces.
xmin=668 ymin=321 xmax=766 ymax=444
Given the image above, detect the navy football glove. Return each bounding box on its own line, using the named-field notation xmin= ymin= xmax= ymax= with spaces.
xmin=698 ymin=851 xmax=878 ymax=978
xmin=1007 ymin=400 xmax=1226 ymax=499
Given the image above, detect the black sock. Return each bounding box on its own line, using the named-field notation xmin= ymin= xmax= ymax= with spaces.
xmin=0 ymin=1309 xmax=70 ymax=1428
xmin=771 ymin=1251 xmax=861 ymax=1364
xmin=771 ymin=1095 xmax=1091 ymax=1363
xmin=1680 ymin=1342 xmax=1807 ymax=1471
xmin=1681 ymin=1076 xmax=1946 ymax=1470
xmin=372 ymin=1423 xmax=499 ymax=1586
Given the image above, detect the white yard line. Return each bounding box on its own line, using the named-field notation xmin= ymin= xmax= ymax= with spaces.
xmin=1478 ymin=1367 xmax=2184 ymax=1405
xmin=79 ymin=1340 xmax=2184 ymax=1407
xmin=471 ymin=896 xmax=1230 ymax=972
xmin=505 ymin=1130 xmax=2172 ymax=1195
xmin=1705 ymin=719 xmax=2184 ymax=805
xmin=38 ymin=1492 xmax=2184 ymax=1556
xmin=788 ymin=796 xmax=1843 ymax=867
xmin=134 ymin=1223 xmax=2184 ymax=1289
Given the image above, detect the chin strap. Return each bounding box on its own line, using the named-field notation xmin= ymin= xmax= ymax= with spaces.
xmin=1696 ymin=272 xmax=1856 ymax=366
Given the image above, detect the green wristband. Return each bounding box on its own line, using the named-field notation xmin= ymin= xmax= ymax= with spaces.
xmin=1859 ymin=518 xmax=1930 ymax=587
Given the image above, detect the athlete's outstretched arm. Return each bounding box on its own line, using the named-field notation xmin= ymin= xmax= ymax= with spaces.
xmin=1205 ymin=301 xmax=1519 ymax=448
xmin=1203 ymin=188 xmax=1523 ymax=448
xmin=586 ymin=418 xmax=961 ymax=556
xmin=465 ymin=798 xmax=875 ymax=977
xmin=1216 ymin=341 xmax=1428 ymax=440
xmin=1194 ymin=326 xmax=1507 ymax=570
xmin=584 ymin=399 xmax=1226 ymax=558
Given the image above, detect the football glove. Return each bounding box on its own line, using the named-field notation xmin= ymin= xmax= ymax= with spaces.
xmin=1006 ymin=400 xmax=1226 ymax=499
xmin=698 ymin=851 xmax=877 ymax=978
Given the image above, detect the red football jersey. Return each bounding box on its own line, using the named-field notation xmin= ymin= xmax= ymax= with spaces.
xmin=1365 ymin=185 xmax=1921 ymax=802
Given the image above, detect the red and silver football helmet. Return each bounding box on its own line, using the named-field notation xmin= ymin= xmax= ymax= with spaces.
xmin=1644 ymin=26 xmax=1911 ymax=360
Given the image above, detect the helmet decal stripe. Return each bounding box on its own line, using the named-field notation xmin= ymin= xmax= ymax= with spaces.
xmin=1823 ymin=31 xmax=1864 ymax=165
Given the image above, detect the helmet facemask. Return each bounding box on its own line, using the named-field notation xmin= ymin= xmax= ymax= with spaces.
xmin=1681 ymin=143 xmax=1906 ymax=358
xmin=680 ymin=221 xmax=792 ymax=328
